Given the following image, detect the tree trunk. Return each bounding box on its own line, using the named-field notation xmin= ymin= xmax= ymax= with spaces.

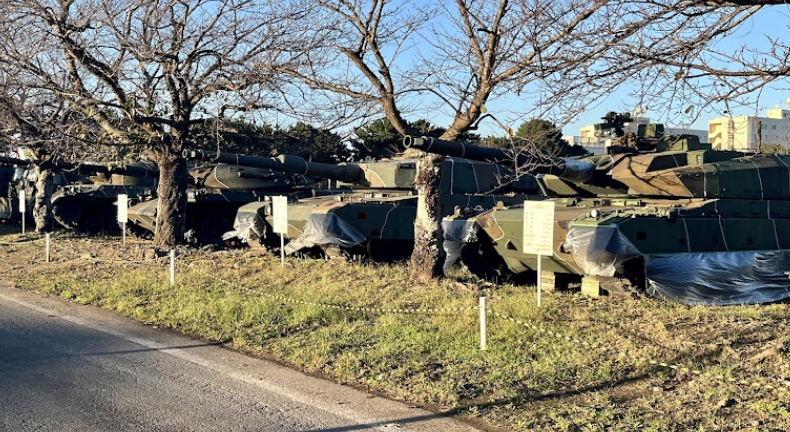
xmin=409 ymin=152 xmax=445 ymax=282
xmin=153 ymin=152 xmax=188 ymax=247
xmin=32 ymin=165 xmax=54 ymax=233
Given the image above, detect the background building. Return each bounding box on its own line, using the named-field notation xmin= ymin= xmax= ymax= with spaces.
xmin=708 ymin=104 xmax=790 ymax=152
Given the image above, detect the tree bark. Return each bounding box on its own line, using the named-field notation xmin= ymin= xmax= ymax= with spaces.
xmin=153 ymin=151 xmax=188 ymax=247
xmin=409 ymin=152 xmax=445 ymax=282
xmin=32 ymin=165 xmax=54 ymax=234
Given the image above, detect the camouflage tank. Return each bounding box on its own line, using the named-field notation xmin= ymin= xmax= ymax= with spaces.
xmin=184 ymin=149 xmax=542 ymax=261
xmin=403 ymin=128 xmax=790 ymax=305
xmin=49 ymin=160 xmax=159 ymax=234
xmin=1 ymin=155 xmax=92 ymax=226
xmin=125 ymin=158 xmax=334 ymax=245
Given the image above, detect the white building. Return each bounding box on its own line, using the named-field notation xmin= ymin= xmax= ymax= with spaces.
xmin=708 ymin=106 xmax=790 ymax=152
xmin=565 ymin=117 xmax=708 ymax=153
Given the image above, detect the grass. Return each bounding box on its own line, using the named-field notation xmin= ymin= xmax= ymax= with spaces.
xmin=2 ymin=226 xmax=790 ymax=431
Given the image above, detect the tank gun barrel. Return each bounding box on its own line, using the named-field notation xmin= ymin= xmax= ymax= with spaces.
xmin=72 ymin=161 xmax=159 ymax=178
xmin=0 ymin=155 xmax=31 ymax=166
xmin=403 ymin=135 xmax=595 ymax=184
xmin=184 ymin=149 xmax=366 ymax=184
xmin=13 ymin=157 xmax=158 ymax=177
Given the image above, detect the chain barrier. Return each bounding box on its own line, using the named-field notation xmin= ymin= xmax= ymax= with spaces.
xmin=0 ymin=236 xmax=46 ymax=246
xmin=12 ymin=234 xmax=790 ymax=396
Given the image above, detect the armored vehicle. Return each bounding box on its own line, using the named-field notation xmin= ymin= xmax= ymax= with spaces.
xmin=184 ymin=149 xmax=542 ymax=261
xmin=49 ymin=160 xmax=159 ymax=234
xmin=1 ymin=155 xmax=92 ymax=226
xmin=125 ymin=159 xmax=327 ymax=244
xmin=404 ymin=129 xmax=790 ymax=305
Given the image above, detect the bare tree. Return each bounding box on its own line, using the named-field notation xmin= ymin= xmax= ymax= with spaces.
xmin=0 ymin=66 xmax=100 ymax=233
xmin=0 ymin=0 xmax=292 ymax=246
xmin=608 ymin=1 xmax=790 ymax=129
xmin=264 ymin=0 xmax=756 ymax=281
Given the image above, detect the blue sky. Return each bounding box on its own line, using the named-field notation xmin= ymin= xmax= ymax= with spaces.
xmin=562 ymin=5 xmax=790 ymax=137
xmin=447 ymin=5 xmax=790 ymax=138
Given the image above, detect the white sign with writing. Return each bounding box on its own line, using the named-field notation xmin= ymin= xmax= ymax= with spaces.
xmin=522 ymin=200 xmax=554 ymax=256
xmin=272 ymin=196 xmax=289 ymax=234
xmin=117 ymin=194 xmax=129 ymax=223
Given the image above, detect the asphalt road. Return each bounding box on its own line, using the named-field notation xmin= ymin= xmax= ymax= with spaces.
xmin=0 ymin=282 xmax=480 ymax=432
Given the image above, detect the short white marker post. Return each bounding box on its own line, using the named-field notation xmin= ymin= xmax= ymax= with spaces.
xmin=479 ymin=296 xmax=487 ymax=351
xmin=170 ymin=249 xmax=176 ymax=286
xmin=19 ymin=189 xmax=26 ymax=235
xmin=272 ymin=196 xmax=288 ymax=269
xmin=537 ymin=254 xmax=543 ymax=308
xmin=46 ymin=233 xmax=51 ymax=263
xmin=117 ymin=194 xmax=128 ymax=246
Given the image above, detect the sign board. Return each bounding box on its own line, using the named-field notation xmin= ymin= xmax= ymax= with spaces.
xmin=522 ymin=200 xmax=554 ymax=256
xmin=117 ymin=194 xmax=128 ymax=223
xmin=18 ymin=189 xmax=26 ymax=213
xmin=272 ymin=196 xmax=289 ymax=234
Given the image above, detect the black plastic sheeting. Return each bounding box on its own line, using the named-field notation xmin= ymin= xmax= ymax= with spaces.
xmin=565 ymin=225 xmax=790 ymax=305
xmin=646 ymin=251 xmax=790 ymax=305
xmin=283 ymin=213 xmax=365 ymax=255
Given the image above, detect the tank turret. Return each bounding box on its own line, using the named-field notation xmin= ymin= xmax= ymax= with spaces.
xmin=47 ymin=160 xmax=160 ymax=234
xmin=404 ymin=132 xmax=790 ymax=305
xmin=182 ymin=148 xmax=542 ymax=260
xmin=185 ymin=149 xmax=366 ymax=185
xmin=126 ymin=151 xmax=353 ymax=245
xmin=186 ymin=148 xmax=540 ymax=195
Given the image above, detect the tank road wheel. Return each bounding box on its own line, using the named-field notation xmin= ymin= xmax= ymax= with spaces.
xmin=366 ymin=240 xmax=413 ymax=262
xmin=52 ymin=199 xmax=82 ymax=230
xmin=602 ymin=258 xmax=645 ymax=298
xmin=459 ymin=235 xmax=514 ymax=283
xmin=196 ymin=213 xmax=231 ymax=245
xmin=80 ymin=212 xmax=107 ymax=235
xmin=127 ymin=223 xmax=154 ymax=240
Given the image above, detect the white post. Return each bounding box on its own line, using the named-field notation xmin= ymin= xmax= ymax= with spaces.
xmin=19 ymin=189 xmax=26 ymax=235
xmin=117 ymin=194 xmax=128 ymax=246
xmin=280 ymin=233 xmax=285 ymax=268
xmin=170 ymin=249 xmax=176 ymax=286
xmin=46 ymin=233 xmax=51 ymax=263
xmin=479 ymin=296 xmax=487 ymax=351
xmin=537 ymin=254 xmax=542 ymax=308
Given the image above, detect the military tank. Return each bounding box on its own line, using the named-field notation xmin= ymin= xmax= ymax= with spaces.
xmin=184 ymin=149 xmax=542 ymax=262
xmin=48 ymin=160 xmax=159 ymax=234
xmin=1 ymin=155 xmax=92 ymax=226
xmin=125 ymin=158 xmax=332 ymax=245
xmin=403 ymin=128 xmax=790 ymax=305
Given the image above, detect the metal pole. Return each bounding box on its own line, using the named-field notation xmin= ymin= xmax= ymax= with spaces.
xmin=537 ymin=254 xmax=542 ymax=308
xmin=280 ymin=233 xmax=285 ymax=268
xmin=122 ymin=222 xmax=126 ymax=246
xmin=46 ymin=233 xmax=50 ymax=263
xmin=170 ymin=249 xmax=176 ymax=286
xmin=479 ymin=296 xmax=487 ymax=351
